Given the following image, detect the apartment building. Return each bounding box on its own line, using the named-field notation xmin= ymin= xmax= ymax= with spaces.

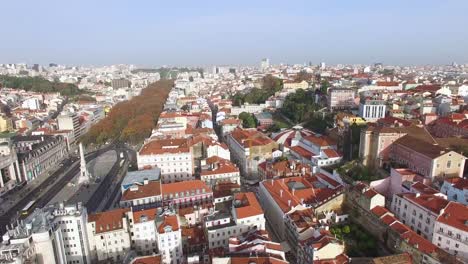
xmin=53 ymin=203 xmax=91 ymax=264
xmin=258 ymin=176 xmax=344 ymax=240
xmin=137 ymin=138 xmax=194 ymax=183
xmin=120 ymin=180 xmax=162 ymax=208
xmin=359 ymin=98 xmax=386 ymax=122
xmin=200 ymin=156 xmax=240 ymax=187
xmin=328 ymin=88 xmax=356 ymax=111
xmin=392 ymin=193 xmax=449 ymax=240
xmin=87 ymin=208 xmax=132 ymax=263
xmin=288 ymin=132 xmax=342 ymax=167
xmin=390 ymin=135 xmax=466 ymax=180
xmin=432 ymin=202 xmax=468 ymax=262
xmin=128 ymin=208 xmax=158 ymax=256
xmin=226 ymin=128 xmax=278 ymax=177
xmin=161 ymin=180 xmax=213 ymax=209
xmin=441 ymin=178 xmax=468 ymax=205
xmin=206 ymin=192 xmax=265 ymax=249
xmin=14 ymin=135 xmax=68 ymax=182
xmin=156 ymin=214 xmax=183 ymax=264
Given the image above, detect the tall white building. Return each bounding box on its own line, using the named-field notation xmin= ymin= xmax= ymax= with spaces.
xmin=260 ymin=58 xmax=270 ymax=72
xmin=156 ymin=213 xmax=183 ymax=264
xmin=87 ymin=208 xmax=132 ymax=263
xmin=392 ymin=193 xmax=449 ymax=240
xmin=359 ymin=98 xmax=386 ymax=122
xmin=0 ymin=203 xmax=89 ymax=264
xmin=137 ymin=138 xmax=194 ymax=183
xmin=206 ymin=192 xmax=265 ymax=249
xmin=53 ymin=203 xmax=91 ymax=264
xmin=432 ymin=202 xmax=468 ymax=262
xmin=128 ymin=208 xmax=158 ymax=256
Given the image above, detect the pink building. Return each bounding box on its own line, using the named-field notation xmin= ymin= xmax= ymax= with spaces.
xmin=390 ymin=135 xmax=466 ymax=180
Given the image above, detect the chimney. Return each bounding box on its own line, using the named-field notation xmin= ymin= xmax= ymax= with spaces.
xmin=288 ymin=200 xmax=291 ymax=207
xmin=280 ymin=190 xmax=283 ymax=197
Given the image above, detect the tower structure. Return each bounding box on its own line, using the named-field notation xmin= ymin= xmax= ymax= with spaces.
xmin=77 ymin=143 xmax=90 ymax=184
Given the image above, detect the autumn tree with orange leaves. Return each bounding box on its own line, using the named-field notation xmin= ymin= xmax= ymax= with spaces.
xmin=81 ymin=80 xmax=173 ymax=146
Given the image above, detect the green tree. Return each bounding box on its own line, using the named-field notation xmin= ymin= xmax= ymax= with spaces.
xmin=342 ymin=225 xmax=351 ymax=234
xmin=239 ymin=112 xmax=257 ymax=128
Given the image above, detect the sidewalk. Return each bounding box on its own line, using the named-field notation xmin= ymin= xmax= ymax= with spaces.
xmin=0 ymin=157 xmax=79 ymax=214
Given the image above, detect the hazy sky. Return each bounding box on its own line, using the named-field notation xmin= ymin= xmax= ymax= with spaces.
xmin=2 ymin=0 xmax=468 ymax=67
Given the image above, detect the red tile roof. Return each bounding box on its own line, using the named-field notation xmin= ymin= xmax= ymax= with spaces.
xmin=371 ymin=206 xmax=391 ymax=218
xmin=234 ymin=192 xmax=264 ymax=219
xmin=323 ymin=148 xmax=341 ymax=158
xmin=314 ymin=254 xmax=349 ymax=264
xmin=401 ymin=193 xmax=449 ymax=214
xmin=436 ymin=202 xmax=468 ymax=232
xmin=88 ymin=208 xmax=130 ymax=234
xmin=131 ymin=255 xmax=162 ymax=264
xmin=290 ymin=145 xmax=315 ymax=160
xmin=261 ymin=176 xmax=342 ymax=213
xmin=139 ymin=138 xmax=190 ymax=155
xmin=162 ymin=180 xmax=212 ymax=196
xmin=122 ymin=181 xmax=162 ymax=201
xmin=157 ymin=215 xmax=179 ymax=234
xmin=400 ymin=230 xmax=438 ymax=254
xmin=381 ymin=215 xmax=398 ymax=225
xmin=228 ymin=257 xmax=288 ymax=264
xmin=133 ymin=208 xmax=157 ymax=224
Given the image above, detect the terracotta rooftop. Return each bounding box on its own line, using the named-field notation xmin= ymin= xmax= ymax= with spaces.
xmin=400 ymin=193 xmax=449 ymax=214
xmin=227 ymin=256 xmax=288 ymax=264
xmin=372 ymin=253 xmax=412 ymax=264
xmin=122 ymin=181 xmax=162 ymax=201
xmin=157 ymin=215 xmax=179 ymax=234
xmin=88 ymin=208 xmax=130 ymax=234
xmin=261 ymin=176 xmax=342 ymax=213
xmin=371 ymin=206 xmax=391 ymax=218
xmin=139 ymin=138 xmax=190 ymax=155
xmin=132 ymin=208 xmax=157 ymax=224
xmin=230 ymin=128 xmax=276 ymax=148
xmin=394 ymin=135 xmax=447 ymax=159
xmin=436 ymin=202 xmax=468 ymax=232
xmin=162 ymin=180 xmax=212 ymax=196
xmin=233 ymin=192 xmax=264 ymax=219
xmin=131 ymin=255 xmax=162 ymax=264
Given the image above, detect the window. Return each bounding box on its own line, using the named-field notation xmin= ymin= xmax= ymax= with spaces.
xmin=447 ymin=161 xmax=451 ymax=168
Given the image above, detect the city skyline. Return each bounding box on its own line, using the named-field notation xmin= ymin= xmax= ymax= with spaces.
xmin=2 ymin=0 xmax=468 ymax=66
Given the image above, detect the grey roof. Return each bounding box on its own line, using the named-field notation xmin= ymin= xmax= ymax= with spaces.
xmin=121 ymin=168 xmax=161 ymax=190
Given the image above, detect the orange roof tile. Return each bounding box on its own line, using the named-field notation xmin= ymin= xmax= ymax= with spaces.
xmin=233 ymin=192 xmax=263 ymax=219
xmin=131 ymin=255 xmax=162 ymax=264
xmin=133 ymin=208 xmax=157 ymax=224
xmin=157 ymin=215 xmax=179 ymax=234
xmin=436 ymin=202 xmax=468 ymax=232
xmin=162 ymin=180 xmax=212 ymax=196
xmin=122 ymin=181 xmax=162 ymax=201
xmin=88 ymin=208 xmax=130 ymax=234
xmin=139 ymin=138 xmax=190 ymax=155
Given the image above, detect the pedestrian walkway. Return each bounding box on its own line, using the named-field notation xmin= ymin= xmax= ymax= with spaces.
xmin=0 ymin=159 xmax=71 ymax=214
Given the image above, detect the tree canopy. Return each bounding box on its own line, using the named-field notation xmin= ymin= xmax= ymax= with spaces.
xmin=80 ymin=80 xmax=173 ymax=146
xmin=0 ymin=75 xmax=87 ymax=96
xmin=280 ymin=89 xmax=319 ymax=124
xmin=238 ymin=112 xmax=257 ymax=128
xmin=232 ymin=75 xmax=283 ymax=106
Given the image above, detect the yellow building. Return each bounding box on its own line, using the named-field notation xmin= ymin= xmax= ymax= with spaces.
xmin=0 ymin=115 xmax=13 ymax=132
xmin=283 ymin=80 xmax=309 ymax=90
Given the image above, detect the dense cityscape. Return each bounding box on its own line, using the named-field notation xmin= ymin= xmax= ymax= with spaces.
xmin=0 ymin=60 xmax=466 ymax=264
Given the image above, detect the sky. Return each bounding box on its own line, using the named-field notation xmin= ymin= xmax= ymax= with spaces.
xmin=1 ymin=0 xmax=468 ymax=67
